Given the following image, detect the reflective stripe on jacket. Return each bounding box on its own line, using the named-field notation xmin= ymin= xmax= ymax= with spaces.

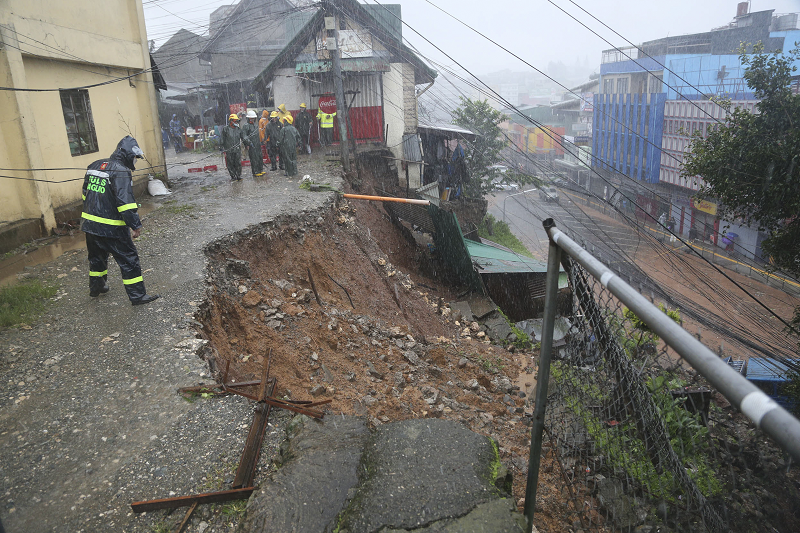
xmin=80 ymin=162 xmax=141 ymax=238
xmin=317 ymin=110 xmax=336 ymax=128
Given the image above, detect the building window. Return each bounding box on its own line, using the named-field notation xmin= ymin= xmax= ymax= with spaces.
xmin=60 ymin=89 xmax=98 ymax=156
xmin=649 ymin=73 xmax=663 ymax=93
xmin=616 ymin=77 xmax=628 ymax=94
xmin=603 ymin=77 xmax=614 ymax=93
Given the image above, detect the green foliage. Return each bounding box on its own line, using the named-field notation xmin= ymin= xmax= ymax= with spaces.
xmin=615 ymin=304 xmax=682 ymax=359
xmin=0 ymin=280 xmax=58 ymax=328
xmin=496 ymin=308 xmax=533 ymax=350
xmin=782 ymin=371 xmax=800 ymax=416
xmin=220 ymin=499 xmax=247 ymax=518
xmin=551 ymin=362 xmax=722 ymax=501
xmin=477 ymin=354 xmax=505 ymax=374
xmin=683 ymin=43 xmax=800 ymax=278
xmin=162 ymin=200 xmax=194 ymax=215
xmin=477 ymin=215 xmax=534 ymax=259
xmin=149 ymin=521 xmax=171 ymax=533
xmin=451 ymin=97 xmax=508 ymax=197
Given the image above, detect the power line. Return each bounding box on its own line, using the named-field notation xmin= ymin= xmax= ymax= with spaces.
xmin=367 ymin=1 xmax=800 ymax=343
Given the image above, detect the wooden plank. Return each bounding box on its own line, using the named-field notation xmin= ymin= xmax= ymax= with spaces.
xmin=131 ymin=488 xmax=254 ymax=513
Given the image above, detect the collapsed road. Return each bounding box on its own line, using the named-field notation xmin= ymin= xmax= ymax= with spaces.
xmin=0 ymin=152 xmax=545 ymax=532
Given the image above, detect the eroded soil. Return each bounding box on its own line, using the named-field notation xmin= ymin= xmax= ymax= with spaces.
xmin=193 ymin=189 xmax=581 ymax=531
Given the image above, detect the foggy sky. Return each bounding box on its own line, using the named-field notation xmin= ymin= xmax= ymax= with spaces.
xmin=144 ymin=0 xmax=800 ymax=76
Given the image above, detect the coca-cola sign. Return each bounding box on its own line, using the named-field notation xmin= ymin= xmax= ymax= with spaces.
xmin=317 ymin=96 xmax=337 ymax=114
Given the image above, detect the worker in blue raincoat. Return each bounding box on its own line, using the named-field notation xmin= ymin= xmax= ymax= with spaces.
xmin=81 ymin=136 xmax=159 ymax=305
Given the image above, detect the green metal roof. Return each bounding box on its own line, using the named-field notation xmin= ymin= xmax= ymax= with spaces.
xmin=465 ymin=240 xmax=547 ymax=274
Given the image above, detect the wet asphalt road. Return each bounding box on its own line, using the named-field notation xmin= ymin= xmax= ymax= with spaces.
xmin=0 ymin=151 xmax=342 ymax=532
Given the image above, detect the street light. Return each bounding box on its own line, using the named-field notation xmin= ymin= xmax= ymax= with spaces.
xmin=503 ymin=189 xmax=537 ymax=223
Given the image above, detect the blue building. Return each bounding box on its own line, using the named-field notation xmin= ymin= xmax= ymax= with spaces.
xmin=593 ymin=6 xmax=800 ymax=258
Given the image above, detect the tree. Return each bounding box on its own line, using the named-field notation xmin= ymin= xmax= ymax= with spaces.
xmin=451 ymin=97 xmax=508 ymax=197
xmin=683 ymin=44 xmax=800 ymax=277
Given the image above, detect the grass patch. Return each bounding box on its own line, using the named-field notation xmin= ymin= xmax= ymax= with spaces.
xmin=0 ymin=279 xmax=58 ymax=328
xmin=162 ymin=201 xmax=195 ymax=215
xmin=478 ymin=215 xmax=534 ymax=258
xmin=200 ymin=185 xmax=217 ymax=192
xmin=149 ymin=520 xmax=171 ymax=533
xmin=220 ymin=499 xmax=247 ymax=519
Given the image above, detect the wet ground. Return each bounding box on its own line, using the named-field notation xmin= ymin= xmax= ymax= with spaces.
xmin=0 ymin=150 xmax=347 ymax=532
xmin=0 ymin=149 xmax=546 ymax=533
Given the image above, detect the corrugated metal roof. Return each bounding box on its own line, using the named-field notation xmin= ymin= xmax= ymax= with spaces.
xmin=465 ymin=240 xmax=547 ymax=274
xmin=746 ymin=358 xmax=799 ymax=382
xmin=403 ymin=134 xmax=423 ymax=162
xmin=418 ymin=119 xmax=477 ymax=141
xmin=362 ymin=4 xmax=402 ymax=42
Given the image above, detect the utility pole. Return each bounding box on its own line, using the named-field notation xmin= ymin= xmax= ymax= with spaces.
xmin=327 ymin=4 xmax=350 ymax=172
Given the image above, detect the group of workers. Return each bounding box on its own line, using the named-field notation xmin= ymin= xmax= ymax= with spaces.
xmin=220 ymin=103 xmax=338 ymax=182
xmin=77 ymin=102 xmax=339 ymax=306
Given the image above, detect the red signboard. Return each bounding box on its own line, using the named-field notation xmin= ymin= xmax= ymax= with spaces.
xmin=229 ymin=103 xmax=247 ymax=117
xmin=317 ymin=96 xmax=337 ymax=114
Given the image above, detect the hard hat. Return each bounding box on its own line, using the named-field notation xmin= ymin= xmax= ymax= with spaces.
xmin=285 ymin=115 xmax=294 ymax=124
xmin=278 ymin=103 xmax=287 ymax=113
xmin=300 ymin=103 xmax=306 ymax=108
xmin=270 ymin=111 xmax=278 ymax=118
xmin=229 ymin=113 xmax=239 ymax=121
xmin=246 ymin=110 xmax=257 ymax=119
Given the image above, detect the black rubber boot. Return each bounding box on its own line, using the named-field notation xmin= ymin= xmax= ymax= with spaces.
xmin=131 ymin=294 xmax=160 ymax=306
xmin=89 ymin=281 xmax=110 ymax=297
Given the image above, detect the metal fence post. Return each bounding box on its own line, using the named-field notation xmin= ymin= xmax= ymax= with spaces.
xmin=524 ymin=218 xmax=562 ymax=531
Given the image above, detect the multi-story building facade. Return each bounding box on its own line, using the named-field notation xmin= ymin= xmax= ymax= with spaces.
xmin=593 ymin=6 xmax=800 ymax=260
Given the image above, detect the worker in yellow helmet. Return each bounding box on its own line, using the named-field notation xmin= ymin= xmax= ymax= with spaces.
xmin=317 ymin=107 xmax=336 ymax=146
xmin=265 ymin=111 xmax=284 ymax=171
xmin=295 ymin=103 xmax=312 ymax=154
xmin=278 ymin=115 xmax=301 ymax=177
xmin=258 ymin=109 xmax=270 ymax=144
xmin=221 ymin=113 xmax=248 ymax=181
xmin=276 ymin=103 xmax=291 ymax=125
xmin=242 ymin=110 xmax=264 ymax=176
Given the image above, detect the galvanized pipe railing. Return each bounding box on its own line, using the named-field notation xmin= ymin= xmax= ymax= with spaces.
xmin=524 ymin=218 xmax=800 ymax=531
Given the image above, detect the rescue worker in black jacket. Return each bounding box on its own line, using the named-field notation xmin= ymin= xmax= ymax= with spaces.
xmin=81 ymin=136 xmax=159 ymax=306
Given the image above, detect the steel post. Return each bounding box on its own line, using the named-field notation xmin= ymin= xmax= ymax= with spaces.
xmin=523 ymin=218 xmax=562 ymax=531
xmin=329 ymin=6 xmax=350 ymax=172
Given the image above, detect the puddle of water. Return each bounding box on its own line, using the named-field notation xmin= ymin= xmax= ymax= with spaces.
xmin=0 ymin=200 xmax=160 ymax=287
xmin=0 ymin=234 xmax=85 ymax=286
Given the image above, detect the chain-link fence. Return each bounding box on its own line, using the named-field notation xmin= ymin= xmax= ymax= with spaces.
xmin=525 ymin=220 xmax=800 ymax=533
